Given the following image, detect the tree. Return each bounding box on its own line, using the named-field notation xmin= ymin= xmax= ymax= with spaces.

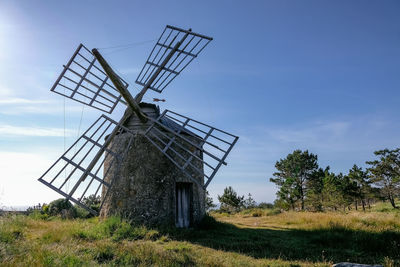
xmin=270 ymin=150 xmax=319 ymax=210
xmin=367 ymin=148 xmax=400 ymax=208
xmin=340 ymin=174 xmax=359 ymax=210
xmin=347 ymin=165 xmax=371 ymax=211
xmin=218 ymin=186 xmax=244 ymax=213
xmin=243 ymin=193 xmax=256 ymax=209
xmin=274 ymin=177 xmax=298 ymax=210
xmin=306 ymin=167 xmax=328 ymax=211
xmin=321 ymin=171 xmax=346 ymax=211
xmin=205 ymin=191 xmax=217 ymax=211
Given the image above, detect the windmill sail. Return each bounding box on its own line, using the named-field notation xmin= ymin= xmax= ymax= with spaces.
xmin=51 ymin=44 xmax=128 ymax=114
xmin=39 ymin=25 xmax=238 ymax=219
xmin=135 ymin=25 xmax=213 ymax=93
xmin=38 ymin=114 xmax=135 ymax=215
xmin=144 ymin=110 xmax=238 ymax=189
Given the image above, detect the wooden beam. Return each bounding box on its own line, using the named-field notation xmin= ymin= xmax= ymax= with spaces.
xmin=67 ymin=109 xmax=132 ymax=199
xmin=92 ymin=48 xmax=147 ymax=123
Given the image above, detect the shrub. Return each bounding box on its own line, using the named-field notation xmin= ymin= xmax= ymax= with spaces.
xmin=47 ymin=198 xmax=77 ymax=218
xmin=252 ymin=210 xmax=263 ymax=217
xmin=266 ymin=208 xmax=282 ymax=216
xmin=42 ymin=204 xmax=49 ymax=214
xmin=79 ymin=216 xmax=162 ymax=242
xmin=258 ymin=202 xmax=274 ymax=209
xmin=28 ymin=210 xmax=49 ymax=220
xmin=81 ymin=194 xmax=101 ymax=215
xmin=75 ymin=205 xmax=91 ymax=219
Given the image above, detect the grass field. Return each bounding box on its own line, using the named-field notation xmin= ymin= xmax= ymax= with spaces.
xmin=0 ymin=205 xmax=399 ymax=266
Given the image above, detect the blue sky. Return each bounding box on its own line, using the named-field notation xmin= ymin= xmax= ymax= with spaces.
xmin=0 ymin=1 xmax=399 ymax=208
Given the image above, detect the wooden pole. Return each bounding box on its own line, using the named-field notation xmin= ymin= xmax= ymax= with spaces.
xmin=92 ymin=48 xmax=148 ymax=123
xmin=69 ymin=48 xmax=150 ymax=198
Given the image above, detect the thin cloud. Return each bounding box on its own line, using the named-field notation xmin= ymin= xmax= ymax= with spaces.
xmin=0 ymin=101 xmax=104 ymax=116
xmin=0 ymin=86 xmax=13 ymax=97
xmin=0 ymin=85 xmax=52 ymax=112
xmin=266 ymin=121 xmax=350 ymax=144
xmin=0 ymin=125 xmax=75 ymax=137
xmin=0 ymin=98 xmax=48 ymax=105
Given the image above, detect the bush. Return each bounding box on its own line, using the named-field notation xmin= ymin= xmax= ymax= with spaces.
xmin=28 ymin=210 xmax=49 ymax=220
xmin=266 ymin=208 xmax=282 ymax=216
xmin=258 ymin=202 xmax=274 ymax=209
xmin=47 ymin=198 xmax=77 ymax=218
xmin=75 ymin=205 xmax=92 ymax=219
xmin=252 ymin=210 xmax=263 ymax=217
xmin=81 ymin=194 xmax=101 ymax=215
xmin=74 ymin=216 xmax=162 ymax=242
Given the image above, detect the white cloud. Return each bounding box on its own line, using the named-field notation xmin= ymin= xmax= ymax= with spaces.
xmin=0 ymin=86 xmax=12 ymax=97
xmin=0 ymin=85 xmax=52 ymax=113
xmin=0 ymin=125 xmax=75 ymax=137
xmin=0 ymin=103 xmax=80 ymax=115
xmin=205 ymin=116 xmax=400 ymax=203
xmin=0 ymin=97 xmax=48 ymax=105
xmin=266 ymin=121 xmax=350 ymax=144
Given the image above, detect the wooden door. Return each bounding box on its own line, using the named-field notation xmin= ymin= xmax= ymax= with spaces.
xmin=176 ymin=183 xmax=191 ymax=228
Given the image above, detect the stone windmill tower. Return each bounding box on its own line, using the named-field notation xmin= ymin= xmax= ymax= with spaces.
xmin=39 ymin=25 xmax=238 ymax=227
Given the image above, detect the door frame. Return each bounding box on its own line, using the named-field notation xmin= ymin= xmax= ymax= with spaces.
xmin=175 ymin=182 xmax=193 ymax=227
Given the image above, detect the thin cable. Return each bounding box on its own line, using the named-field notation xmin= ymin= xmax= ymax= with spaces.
xmin=77 ymin=104 xmax=85 ymax=138
xmin=71 ymin=73 xmax=88 ymax=162
xmin=97 ymin=39 xmax=156 ymax=50
xmin=103 ymin=46 xmax=140 ymax=56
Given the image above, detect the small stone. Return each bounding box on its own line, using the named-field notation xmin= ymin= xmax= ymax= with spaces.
xmin=333 ymin=262 xmax=383 ymax=267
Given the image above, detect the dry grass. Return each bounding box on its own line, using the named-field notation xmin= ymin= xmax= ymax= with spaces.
xmin=1 ymin=207 xmax=399 ymax=266
xmin=216 ymin=209 xmax=400 ymax=232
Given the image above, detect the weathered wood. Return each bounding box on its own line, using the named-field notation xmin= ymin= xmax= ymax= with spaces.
xmin=67 ymin=109 xmax=133 ymax=199
xmin=134 ymin=30 xmax=191 ymax=103
xmin=92 ymin=48 xmax=147 ymax=123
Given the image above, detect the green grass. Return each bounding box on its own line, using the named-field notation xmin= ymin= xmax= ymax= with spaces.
xmin=0 ymin=207 xmax=399 ymax=266
xmin=371 ymin=200 xmax=400 ymax=213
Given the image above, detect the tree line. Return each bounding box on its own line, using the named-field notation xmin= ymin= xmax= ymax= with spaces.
xmin=269 ymin=148 xmax=400 ymax=211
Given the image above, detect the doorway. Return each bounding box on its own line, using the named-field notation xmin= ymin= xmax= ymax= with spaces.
xmin=176 ymin=183 xmax=192 ymax=228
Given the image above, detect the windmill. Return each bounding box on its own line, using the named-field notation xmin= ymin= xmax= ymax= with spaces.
xmin=38 ymin=25 xmax=238 ymax=226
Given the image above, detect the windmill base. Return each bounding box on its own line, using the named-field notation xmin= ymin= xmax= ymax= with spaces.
xmin=100 ymin=110 xmax=205 ymax=227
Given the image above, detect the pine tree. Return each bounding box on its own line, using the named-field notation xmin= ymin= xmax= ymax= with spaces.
xmin=205 ymin=191 xmax=217 ymax=211
xmin=347 ymin=165 xmax=371 ymax=211
xmin=367 ymin=148 xmax=400 ymax=208
xmin=218 ymin=186 xmax=244 ymax=213
xmin=270 ymin=150 xmax=318 ymax=210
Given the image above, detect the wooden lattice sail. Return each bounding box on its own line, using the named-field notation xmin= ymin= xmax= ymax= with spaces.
xmin=38 ymin=25 xmax=238 ymax=221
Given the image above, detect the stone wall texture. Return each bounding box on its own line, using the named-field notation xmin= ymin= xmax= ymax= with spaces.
xmin=100 ymin=104 xmax=205 ymax=227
